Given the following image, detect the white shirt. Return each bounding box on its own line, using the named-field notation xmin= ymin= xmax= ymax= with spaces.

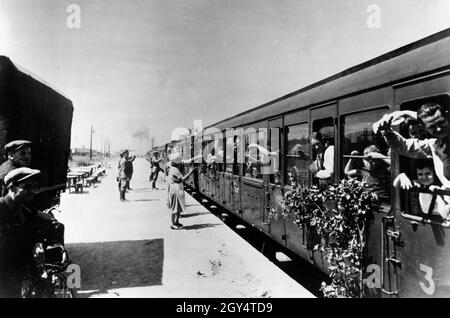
xmin=419 ymin=192 xmax=450 ymax=218
xmin=315 ymin=145 xmax=334 ymax=179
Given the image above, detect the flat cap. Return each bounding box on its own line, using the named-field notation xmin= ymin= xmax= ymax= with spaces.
xmin=4 ymin=140 xmax=32 ymax=153
xmin=4 ymin=167 xmax=41 ymax=189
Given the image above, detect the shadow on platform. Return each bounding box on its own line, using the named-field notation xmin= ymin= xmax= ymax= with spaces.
xmin=132 ymin=187 xmax=152 ymax=192
xmin=180 ymin=212 xmax=210 ymax=218
xmin=68 ymin=190 xmax=90 ymax=195
xmin=181 ymin=223 xmax=222 ymax=231
xmin=66 ymin=239 xmax=164 ymax=297
xmin=185 ymin=204 xmax=201 ymax=208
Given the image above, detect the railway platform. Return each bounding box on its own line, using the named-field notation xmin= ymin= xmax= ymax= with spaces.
xmin=58 ymin=158 xmax=315 ymax=298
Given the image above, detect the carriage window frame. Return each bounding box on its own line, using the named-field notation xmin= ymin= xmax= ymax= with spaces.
xmin=243 ymin=128 xmax=265 ymax=181
xmin=225 ymin=135 xmax=234 ymax=174
xmin=339 ymin=106 xmax=391 ymax=178
xmin=397 ymin=93 xmax=450 ymax=225
xmin=311 ymin=117 xmax=335 ymax=186
xmin=285 ymin=122 xmax=310 ymax=187
xmin=269 ymin=125 xmax=282 ymax=185
xmin=233 ymin=133 xmax=242 ymax=176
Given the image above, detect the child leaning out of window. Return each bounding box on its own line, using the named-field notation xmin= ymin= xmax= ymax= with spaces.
xmin=393 ymin=159 xmax=450 ymax=219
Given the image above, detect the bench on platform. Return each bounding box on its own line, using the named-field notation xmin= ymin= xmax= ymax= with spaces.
xmin=66 ymin=175 xmax=83 ymax=193
xmin=85 ymin=176 xmax=97 ymax=187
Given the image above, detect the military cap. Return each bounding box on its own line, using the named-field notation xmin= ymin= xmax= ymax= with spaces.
xmin=4 ymin=140 xmax=32 ymax=153
xmin=120 ymin=149 xmax=129 ymax=156
xmin=4 ymin=167 xmax=41 ymax=189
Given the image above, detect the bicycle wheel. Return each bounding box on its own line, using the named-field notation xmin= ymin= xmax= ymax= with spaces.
xmin=21 ymin=277 xmax=34 ymax=298
xmin=52 ymin=273 xmax=77 ymax=298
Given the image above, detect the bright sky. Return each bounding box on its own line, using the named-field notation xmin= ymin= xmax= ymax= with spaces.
xmin=1 ymin=0 xmax=450 ymax=152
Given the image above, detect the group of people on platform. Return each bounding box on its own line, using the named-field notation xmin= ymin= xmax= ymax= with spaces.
xmin=116 ymin=149 xmax=166 ymax=202
xmin=305 ymin=102 xmax=450 ymax=219
xmin=116 ymin=147 xmax=197 ymax=230
xmin=0 ymin=140 xmax=65 ymax=297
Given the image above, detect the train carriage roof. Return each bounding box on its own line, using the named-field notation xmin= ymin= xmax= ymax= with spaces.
xmin=0 ymin=56 xmax=73 ymax=107
xmin=209 ymin=28 xmax=450 ymax=130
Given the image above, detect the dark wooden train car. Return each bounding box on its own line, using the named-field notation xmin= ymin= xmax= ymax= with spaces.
xmin=172 ymin=28 xmax=450 ymax=297
xmin=0 ymin=56 xmax=73 ymax=208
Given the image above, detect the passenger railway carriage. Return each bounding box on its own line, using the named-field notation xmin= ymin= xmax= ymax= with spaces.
xmin=162 ymin=29 xmax=450 ymax=297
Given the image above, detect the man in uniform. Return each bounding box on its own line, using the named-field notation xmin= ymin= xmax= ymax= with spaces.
xmin=0 ymin=140 xmax=32 ymax=196
xmin=149 ymin=150 xmax=163 ymax=190
xmin=118 ymin=149 xmax=131 ymax=201
xmin=0 ymin=168 xmax=49 ymax=297
xmin=124 ymin=151 xmax=136 ymax=190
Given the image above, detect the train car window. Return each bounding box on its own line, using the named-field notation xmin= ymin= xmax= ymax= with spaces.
xmin=311 ymin=117 xmax=335 ymax=186
xmin=233 ymin=134 xmax=241 ymax=176
xmin=269 ymin=127 xmax=281 ymax=185
xmin=244 ymin=129 xmax=263 ymax=180
xmin=194 ymin=138 xmax=202 ymax=162
xmin=225 ymin=135 xmax=234 ymax=173
xmin=341 ymin=107 xmax=391 ymax=203
xmin=217 ymin=134 xmax=225 ymax=172
xmin=397 ymin=94 xmax=450 ymax=224
xmin=285 ymin=123 xmax=310 ymax=186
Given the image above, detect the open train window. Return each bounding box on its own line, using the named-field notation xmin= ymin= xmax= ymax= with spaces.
xmin=341 ymin=107 xmax=391 ymax=205
xmin=243 ymin=128 xmax=264 ymax=180
xmin=311 ymin=117 xmax=335 ymax=185
xmin=225 ymin=135 xmax=234 ymax=173
xmin=285 ymin=123 xmax=310 ymax=186
xmin=233 ymin=134 xmax=241 ymax=176
xmin=269 ymin=126 xmax=281 ymax=185
xmin=397 ymin=94 xmax=450 ymax=225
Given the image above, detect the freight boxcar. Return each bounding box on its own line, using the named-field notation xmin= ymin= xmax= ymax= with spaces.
xmin=0 ymin=56 xmax=73 ymax=209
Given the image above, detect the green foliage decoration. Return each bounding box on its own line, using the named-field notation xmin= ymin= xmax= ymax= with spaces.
xmin=272 ymin=178 xmax=379 ymax=298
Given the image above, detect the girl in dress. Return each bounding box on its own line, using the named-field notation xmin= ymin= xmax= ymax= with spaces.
xmin=168 ymin=153 xmax=196 ymax=229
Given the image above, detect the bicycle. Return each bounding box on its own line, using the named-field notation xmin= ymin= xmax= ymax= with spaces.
xmin=21 ymin=205 xmax=78 ymax=298
xmin=21 ymin=243 xmax=78 ymax=298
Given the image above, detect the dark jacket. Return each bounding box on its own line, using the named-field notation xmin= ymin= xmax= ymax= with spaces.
xmin=0 ymin=195 xmax=30 ymax=296
xmin=123 ymin=156 xmax=135 ymax=177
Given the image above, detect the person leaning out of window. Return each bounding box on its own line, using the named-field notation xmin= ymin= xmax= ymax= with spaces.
xmin=308 ymin=132 xmax=334 ymax=185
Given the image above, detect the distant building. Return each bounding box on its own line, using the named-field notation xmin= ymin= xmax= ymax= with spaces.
xmin=72 ymin=147 xmax=100 ymax=157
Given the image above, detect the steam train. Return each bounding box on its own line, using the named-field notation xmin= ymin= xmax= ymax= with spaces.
xmin=0 ymin=56 xmax=73 ymax=209
xmin=157 ymin=28 xmax=450 ymax=297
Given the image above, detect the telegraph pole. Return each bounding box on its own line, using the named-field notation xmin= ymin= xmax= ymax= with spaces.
xmin=89 ymin=125 xmax=94 ymax=159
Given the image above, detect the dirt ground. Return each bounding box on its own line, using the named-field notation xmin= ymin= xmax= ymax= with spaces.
xmin=58 ymin=158 xmax=314 ymax=298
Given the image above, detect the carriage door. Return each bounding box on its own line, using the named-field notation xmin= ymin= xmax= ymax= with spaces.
xmin=310 ymin=103 xmax=337 ymax=185
xmin=224 ymin=131 xmax=235 ymax=212
xmin=262 ymin=118 xmax=285 ymax=242
xmin=394 ymin=81 xmax=450 ymax=297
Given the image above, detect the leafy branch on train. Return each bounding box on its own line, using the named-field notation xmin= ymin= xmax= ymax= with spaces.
xmin=274 ymin=178 xmax=379 ymax=297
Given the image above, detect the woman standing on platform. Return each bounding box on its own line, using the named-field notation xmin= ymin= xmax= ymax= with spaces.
xmin=168 ymin=153 xmax=196 ymax=230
